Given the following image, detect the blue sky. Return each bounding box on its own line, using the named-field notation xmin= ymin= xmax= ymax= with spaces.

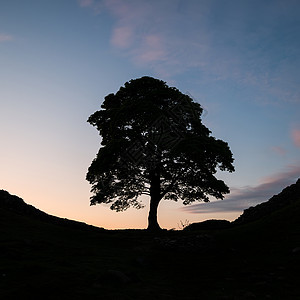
xmin=1 ymin=0 xmax=300 ymax=229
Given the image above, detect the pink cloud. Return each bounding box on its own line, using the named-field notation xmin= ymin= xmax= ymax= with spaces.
xmin=260 ymin=165 xmax=300 ymax=186
xmin=182 ymin=164 xmax=300 ymax=214
xmin=111 ymin=26 xmax=133 ymax=49
xmin=0 ymin=34 xmax=13 ymax=42
xmin=78 ymin=0 xmax=103 ymax=14
xmin=135 ymin=35 xmax=167 ymax=63
xmin=77 ymin=0 xmax=300 ymax=102
xmin=79 ymin=0 xmax=198 ymax=76
xmin=100 ymin=1 xmax=221 ymax=79
xmin=292 ymin=129 xmax=300 ymax=148
xmin=103 ymin=1 xmax=168 ymax=66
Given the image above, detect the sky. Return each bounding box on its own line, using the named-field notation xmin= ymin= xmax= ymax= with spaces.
xmin=1 ymin=0 xmax=300 ymax=229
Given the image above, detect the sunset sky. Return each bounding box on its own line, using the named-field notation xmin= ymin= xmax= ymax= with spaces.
xmin=1 ymin=0 xmax=300 ymax=229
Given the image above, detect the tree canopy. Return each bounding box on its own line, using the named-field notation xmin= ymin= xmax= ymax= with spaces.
xmin=87 ymin=76 xmax=234 ymax=230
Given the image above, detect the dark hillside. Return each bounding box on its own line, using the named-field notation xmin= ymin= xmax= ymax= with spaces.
xmin=0 ymin=190 xmax=104 ymax=232
xmin=233 ymin=178 xmax=300 ymax=225
xmin=0 ymin=190 xmax=144 ymax=299
xmin=184 ymin=219 xmax=231 ymax=231
xmin=184 ymin=178 xmax=300 ymax=231
xmin=1 ymin=186 xmax=299 ymax=299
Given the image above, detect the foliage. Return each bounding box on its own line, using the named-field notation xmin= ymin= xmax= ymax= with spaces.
xmin=87 ymin=76 xmax=234 ymax=229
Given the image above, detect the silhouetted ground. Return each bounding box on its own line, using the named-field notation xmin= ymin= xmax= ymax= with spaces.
xmin=1 ymin=181 xmax=299 ymax=299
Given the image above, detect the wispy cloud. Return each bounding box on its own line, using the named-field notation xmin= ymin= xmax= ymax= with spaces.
xmin=100 ymin=0 xmax=211 ymax=77
xmin=78 ymin=0 xmax=103 ymax=14
xmin=79 ymin=0 xmax=300 ymax=103
xmin=133 ymin=34 xmax=167 ymax=64
xmin=104 ymin=0 xmax=169 ymax=65
xmin=0 ymin=34 xmax=13 ymax=42
xmin=111 ymin=26 xmax=133 ymax=49
xmin=271 ymin=146 xmax=287 ymax=156
xmin=182 ymin=165 xmax=300 ymax=214
xmin=292 ymin=128 xmax=300 ymax=148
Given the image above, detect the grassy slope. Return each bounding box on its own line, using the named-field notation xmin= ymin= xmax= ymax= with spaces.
xmin=1 ymin=199 xmax=299 ymax=299
xmin=214 ymin=199 xmax=300 ymax=299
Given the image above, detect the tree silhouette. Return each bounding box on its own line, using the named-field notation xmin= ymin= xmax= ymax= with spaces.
xmin=87 ymin=77 xmax=234 ymax=231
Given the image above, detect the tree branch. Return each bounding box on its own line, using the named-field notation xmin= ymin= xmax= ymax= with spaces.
xmin=160 ymin=164 xmax=190 ymax=198
xmin=141 ymin=191 xmax=151 ymax=196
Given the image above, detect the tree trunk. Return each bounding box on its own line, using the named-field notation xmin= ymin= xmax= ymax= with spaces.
xmin=147 ymin=168 xmax=162 ymax=231
xmin=147 ymin=196 xmax=161 ymax=231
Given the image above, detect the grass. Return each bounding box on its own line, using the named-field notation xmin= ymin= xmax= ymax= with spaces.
xmin=1 ymin=199 xmax=299 ymax=299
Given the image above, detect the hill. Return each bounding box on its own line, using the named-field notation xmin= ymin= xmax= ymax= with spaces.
xmin=233 ymin=178 xmax=300 ymax=225
xmin=0 ymin=189 xmax=104 ymax=232
xmin=184 ymin=178 xmax=300 ymax=231
xmin=1 ymin=183 xmax=299 ymax=299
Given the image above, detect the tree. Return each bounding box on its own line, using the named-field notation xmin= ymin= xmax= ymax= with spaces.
xmin=86 ymin=76 xmax=234 ymax=231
